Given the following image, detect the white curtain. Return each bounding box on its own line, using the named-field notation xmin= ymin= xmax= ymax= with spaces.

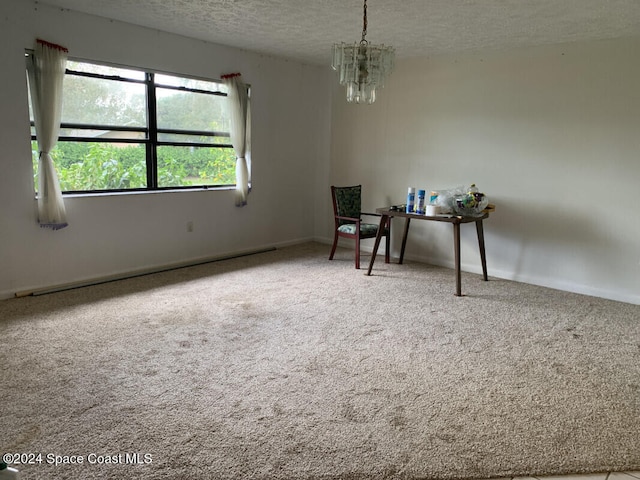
xmin=26 ymin=39 xmax=69 ymax=230
xmin=222 ymin=74 xmax=251 ymax=207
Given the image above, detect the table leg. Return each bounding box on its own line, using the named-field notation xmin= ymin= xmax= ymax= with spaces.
xmin=399 ymin=217 xmax=411 ymax=265
xmin=453 ymin=223 xmax=462 ymax=296
xmin=384 ymin=216 xmax=391 ymax=264
xmin=367 ymin=214 xmax=388 ymax=276
xmin=476 ymin=219 xmax=488 ymax=281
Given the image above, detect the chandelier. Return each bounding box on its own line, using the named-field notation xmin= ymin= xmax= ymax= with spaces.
xmin=331 ymin=0 xmax=395 ymax=104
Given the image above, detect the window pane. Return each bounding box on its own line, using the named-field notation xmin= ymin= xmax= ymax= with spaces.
xmin=31 ymin=119 xmax=148 ymax=140
xmin=157 ymin=146 xmax=236 ymax=187
xmin=67 ymin=61 xmax=146 ymax=81
xmin=28 ymin=56 xmax=239 ymax=193
xmin=157 ymin=132 xmax=230 ymax=145
xmin=62 ymin=74 xmax=147 ymax=127
xmin=58 ymin=127 xmax=146 ymax=141
xmin=156 ymin=88 xmax=229 ymax=133
xmin=33 ymin=141 xmax=147 ymax=191
xmin=155 ymin=74 xmax=226 ymax=94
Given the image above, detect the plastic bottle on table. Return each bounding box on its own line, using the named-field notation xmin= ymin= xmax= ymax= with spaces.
xmin=406 ymin=187 xmax=415 ymax=213
xmin=416 ymin=189 xmax=426 ymax=214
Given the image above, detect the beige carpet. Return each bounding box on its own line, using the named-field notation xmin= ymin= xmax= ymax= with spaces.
xmin=1 ymin=242 xmax=639 ymax=480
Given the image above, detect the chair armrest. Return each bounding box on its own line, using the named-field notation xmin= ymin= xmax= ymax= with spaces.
xmin=335 ymin=215 xmax=361 ymax=222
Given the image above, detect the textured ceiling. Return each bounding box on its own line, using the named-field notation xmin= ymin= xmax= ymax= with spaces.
xmin=36 ymin=0 xmax=640 ymax=65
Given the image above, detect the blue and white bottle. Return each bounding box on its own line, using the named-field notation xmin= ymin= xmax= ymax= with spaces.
xmin=406 ymin=188 xmax=415 ymax=213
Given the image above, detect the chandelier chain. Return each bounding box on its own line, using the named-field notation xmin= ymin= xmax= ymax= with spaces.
xmin=361 ymin=0 xmax=368 ymax=44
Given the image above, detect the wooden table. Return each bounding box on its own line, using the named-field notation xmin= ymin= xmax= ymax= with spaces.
xmin=366 ymin=207 xmax=490 ymax=296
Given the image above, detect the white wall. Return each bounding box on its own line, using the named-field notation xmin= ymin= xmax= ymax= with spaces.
xmin=2 ymin=1 xmax=638 ymax=305
xmin=327 ymin=37 xmax=640 ymax=304
xmin=0 ymin=0 xmax=332 ymax=298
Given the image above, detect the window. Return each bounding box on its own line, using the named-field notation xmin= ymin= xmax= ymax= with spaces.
xmin=27 ymin=57 xmax=237 ymax=193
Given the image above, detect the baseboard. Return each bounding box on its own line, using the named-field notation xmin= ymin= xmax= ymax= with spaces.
xmin=9 ymin=239 xmax=312 ymax=299
xmin=319 ymin=238 xmax=640 ymax=305
xmin=13 ymin=248 xmax=274 ymax=298
xmin=483 ymin=265 xmax=640 ymax=306
xmin=6 ymin=237 xmax=637 ymax=305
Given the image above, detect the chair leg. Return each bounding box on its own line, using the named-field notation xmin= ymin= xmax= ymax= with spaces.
xmin=329 ymin=231 xmax=339 ymax=260
xmin=384 ymin=218 xmax=391 ymax=264
xmin=355 ymin=235 xmax=360 ymax=269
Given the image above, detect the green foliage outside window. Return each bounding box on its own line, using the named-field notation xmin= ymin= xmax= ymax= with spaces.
xmin=32 ymin=141 xmax=236 ymax=192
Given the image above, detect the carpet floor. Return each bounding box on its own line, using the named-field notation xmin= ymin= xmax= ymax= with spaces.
xmin=1 ymin=242 xmax=639 ymax=479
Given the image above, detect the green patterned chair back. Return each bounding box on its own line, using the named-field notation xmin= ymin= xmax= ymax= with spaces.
xmin=333 ymin=185 xmax=362 ymax=226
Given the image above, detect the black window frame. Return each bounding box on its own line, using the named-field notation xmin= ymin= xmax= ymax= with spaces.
xmin=28 ymin=55 xmax=237 ymax=194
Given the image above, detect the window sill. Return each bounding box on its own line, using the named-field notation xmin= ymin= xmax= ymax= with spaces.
xmin=35 ymin=185 xmax=237 ymax=199
xmin=74 ymin=186 xmax=235 ymax=198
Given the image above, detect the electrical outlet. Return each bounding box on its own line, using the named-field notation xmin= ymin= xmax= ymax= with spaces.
xmin=187 ymin=221 xmax=194 ymax=232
